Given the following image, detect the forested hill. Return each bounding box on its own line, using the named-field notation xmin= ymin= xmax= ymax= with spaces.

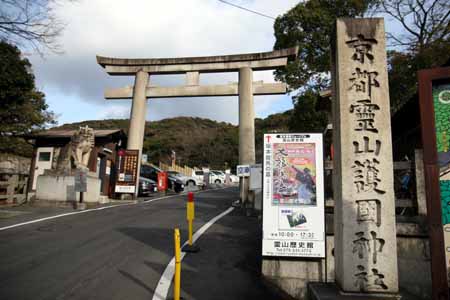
xmin=56 ymin=110 xmax=292 ymax=169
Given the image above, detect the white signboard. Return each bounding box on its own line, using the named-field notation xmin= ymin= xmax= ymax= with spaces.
xmin=236 ymin=165 xmax=250 ymax=177
xmin=262 ymin=133 xmax=325 ymax=258
xmin=249 ymin=164 xmax=262 ymax=190
xmin=115 ymin=185 xmax=135 ymax=193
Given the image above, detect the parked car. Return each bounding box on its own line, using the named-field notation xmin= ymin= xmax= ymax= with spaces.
xmin=138 ymin=177 xmax=158 ymax=196
xmin=210 ymin=170 xmax=226 ymax=184
xmin=140 ymin=164 xmax=184 ymax=193
xmin=229 ymin=173 xmax=239 ymax=183
xmin=167 ymin=171 xmax=198 ymax=187
xmin=192 ymin=170 xmax=205 ymax=186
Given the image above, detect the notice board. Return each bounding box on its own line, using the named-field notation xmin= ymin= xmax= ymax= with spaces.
xmin=115 ymin=149 xmax=139 ymax=193
xmin=262 ymin=133 xmax=325 ymax=258
xmin=418 ymin=67 xmax=450 ymax=294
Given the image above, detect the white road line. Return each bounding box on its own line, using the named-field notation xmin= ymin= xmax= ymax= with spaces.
xmin=0 ymin=186 xmax=235 ymax=232
xmin=152 ymin=206 xmax=235 ymax=300
xmin=0 ymin=203 xmax=132 ymax=232
xmin=0 ymin=194 xmax=177 ymax=232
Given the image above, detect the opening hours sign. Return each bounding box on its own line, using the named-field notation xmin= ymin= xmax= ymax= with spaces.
xmin=262 ymin=133 xmax=325 ymax=258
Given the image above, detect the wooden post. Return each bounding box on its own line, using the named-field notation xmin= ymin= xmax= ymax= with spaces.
xmin=414 ymin=149 xmax=427 ymax=216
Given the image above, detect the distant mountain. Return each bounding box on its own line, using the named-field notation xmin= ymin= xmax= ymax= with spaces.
xmin=54 ymin=110 xmax=292 ymax=170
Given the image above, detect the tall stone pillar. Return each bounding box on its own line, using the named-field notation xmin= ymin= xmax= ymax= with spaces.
xmin=127 ymin=69 xmax=149 ymax=196
xmin=128 ymin=69 xmax=149 ymax=150
xmin=239 ymin=67 xmax=255 ymax=205
xmin=332 ymin=18 xmax=398 ymax=294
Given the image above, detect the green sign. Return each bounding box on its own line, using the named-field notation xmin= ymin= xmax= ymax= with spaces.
xmin=433 ymin=82 xmax=450 ymax=224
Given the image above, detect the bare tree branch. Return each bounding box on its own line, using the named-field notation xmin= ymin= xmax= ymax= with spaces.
xmin=0 ymin=0 xmax=73 ymax=56
xmin=372 ymin=0 xmax=450 ymax=52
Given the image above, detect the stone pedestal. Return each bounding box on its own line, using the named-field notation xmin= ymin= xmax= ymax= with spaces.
xmin=309 ymin=283 xmax=401 ymax=300
xmin=332 ymin=18 xmax=399 ymax=294
xmin=36 ymin=173 xmax=101 ymax=203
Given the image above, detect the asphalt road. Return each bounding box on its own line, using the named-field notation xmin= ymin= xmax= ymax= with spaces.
xmin=0 ymin=187 xmax=278 ymax=300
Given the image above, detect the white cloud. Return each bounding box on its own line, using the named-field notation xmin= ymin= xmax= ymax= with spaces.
xmin=97 ymin=103 xmax=131 ymax=119
xmin=29 ymin=0 xmax=298 ymax=124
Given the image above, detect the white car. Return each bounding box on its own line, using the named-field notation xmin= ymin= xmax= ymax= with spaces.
xmin=167 ymin=171 xmax=198 ymax=187
xmin=229 ymin=174 xmax=239 ymax=183
xmin=192 ymin=170 xmax=205 ymax=186
xmin=192 ymin=169 xmax=224 ymax=184
xmin=210 ymin=170 xmax=226 ymax=184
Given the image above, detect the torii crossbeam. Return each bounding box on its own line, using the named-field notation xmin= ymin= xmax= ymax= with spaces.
xmin=97 ymin=47 xmax=298 ymax=201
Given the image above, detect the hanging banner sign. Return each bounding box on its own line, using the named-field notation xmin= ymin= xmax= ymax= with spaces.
xmin=262 ymin=133 xmax=325 ymax=258
xmin=115 ymin=149 xmax=139 ymax=193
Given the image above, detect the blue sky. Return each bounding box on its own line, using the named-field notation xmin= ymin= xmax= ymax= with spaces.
xmin=28 ymin=0 xmax=300 ymax=126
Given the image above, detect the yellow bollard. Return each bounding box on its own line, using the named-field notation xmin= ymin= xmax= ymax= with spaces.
xmin=174 ymin=228 xmax=181 ymax=300
xmin=187 ymin=192 xmax=194 ymax=245
xmin=182 ymin=192 xmax=199 ymax=253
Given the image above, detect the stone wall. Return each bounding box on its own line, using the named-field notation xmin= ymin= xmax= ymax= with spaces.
xmin=36 ymin=174 xmax=101 ymax=203
xmin=0 ymin=153 xmax=31 ymax=175
xmin=0 ymin=153 xmax=31 ymax=204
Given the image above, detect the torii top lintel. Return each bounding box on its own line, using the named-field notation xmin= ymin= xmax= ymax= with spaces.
xmin=96 ymin=47 xmax=298 ymax=75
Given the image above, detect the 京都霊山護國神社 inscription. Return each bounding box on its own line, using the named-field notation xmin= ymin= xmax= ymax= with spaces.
xmin=332 ymin=18 xmax=399 ymax=294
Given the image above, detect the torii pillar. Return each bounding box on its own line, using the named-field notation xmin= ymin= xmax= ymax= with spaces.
xmin=128 ymin=70 xmax=149 ymax=152
xmin=96 ymin=48 xmax=298 ymax=201
xmin=239 ymin=67 xmax=255 ymax=206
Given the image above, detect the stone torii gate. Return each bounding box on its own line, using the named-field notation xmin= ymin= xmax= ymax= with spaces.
xmin=96 ymin=47 xmax=297 ymax=202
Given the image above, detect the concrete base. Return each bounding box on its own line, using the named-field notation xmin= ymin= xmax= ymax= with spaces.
xmin=262 ymin=235 xmax=335 ymax=300
xmin=36 ymin=174 xmax=101 ymax=203
xmin=76 ymin=203 xmax=86 ymax=210
xmin=181 ymin=244 xmax=200 ymax=253
xmin=309 ymin=283 xmax=401 ymax=300
xmin=262 ymin=218 xmax=432 ymax=299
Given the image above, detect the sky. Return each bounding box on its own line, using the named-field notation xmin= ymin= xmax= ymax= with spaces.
xmin=28 ymin=0 xmax=300 ymax=126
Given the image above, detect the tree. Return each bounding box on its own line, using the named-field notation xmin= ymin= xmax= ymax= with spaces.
xmin=372 ymin=0 xmax=450 ymax=52
xmin=288 ymin=90 xmax=328 ymax=132
xmin=274 ymin=0 xmax=450 ymax=128
xmin=372 ymin=0 xmax=450 ymax=112
xmin=0 ymin=41 xmax=55 ymax=155
xmin=0 ymin=0 xmax=70 ymax=54
xmin=273 ymin=0 xmax=373 ymax=91
xmin=273 ymin=0 xmax=374 ymax=132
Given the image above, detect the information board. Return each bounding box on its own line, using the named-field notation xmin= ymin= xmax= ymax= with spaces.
xmin=418 ymin=67 xmax=450 ymax=294
xmin=249 ymin=164 xmax=262 ymax=190
xmin=74 ymin=169 xmax=87 ymax=192
xmin=432 ymin=81 xmax=450 ymax=281
xmin=262 ymin=133 xmax=325 ymax=258
xmin=236 ymin=165 xmax=250 ymax=177
xmin=115 ymin=149 xmax=139 ymax=193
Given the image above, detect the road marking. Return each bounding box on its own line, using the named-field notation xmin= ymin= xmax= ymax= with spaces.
xmin=0 ymin=203 xmax=132 ymax=232
xmin=152 ymin=206 xmax=235 ymax=300
xmin=0 ymin=194 xmax=178 ymax=231
xmin=0 ymin=186 xmax=236 ymax=232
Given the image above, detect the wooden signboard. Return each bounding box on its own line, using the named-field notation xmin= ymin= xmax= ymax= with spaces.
xmin=115 ymin=149 xmax=139 ymax=194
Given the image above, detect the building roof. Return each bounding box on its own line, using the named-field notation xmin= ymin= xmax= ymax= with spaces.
xmin=26 ymin=129 xmax=126 ymax=139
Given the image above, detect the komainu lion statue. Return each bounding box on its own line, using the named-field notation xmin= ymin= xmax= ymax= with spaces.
xmin=71 ymin=126 xmax=95 ymax=169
